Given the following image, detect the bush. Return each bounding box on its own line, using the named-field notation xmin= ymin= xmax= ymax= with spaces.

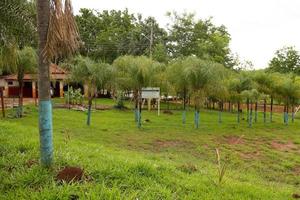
xmin=64 ymin=87 xmax=84 ymax=105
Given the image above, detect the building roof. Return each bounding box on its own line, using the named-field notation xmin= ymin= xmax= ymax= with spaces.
xmin=1 ymin=64 xmax=68 ymax=81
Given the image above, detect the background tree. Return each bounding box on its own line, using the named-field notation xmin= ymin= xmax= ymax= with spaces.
xmin=253 ymin=71 xmax=273 ymax=123
xmin=276 ymin=74 xmax=300 ymax=124
xmin=228 ymin=73 xmax=252 ymax=123
xmin=113 ymin=56 xmax=158 ymax=128
xmin=268 ymin=46 xmax=300 ymax=74
xmin=16 ymin=47 xmax=37 ymax=117
xmin=167 ymin=58 xmax=190 ymax=123
xmin=167 ymin=12 xmax=231 ymax=67
xmin=184 ymin=56 xmax=215 ymax=128
xmin=0 ymin=0 xmax=37 ymax=75
xmin=70 ymin=56 xmax=111 ymax=126
xmin=76 ymin=9 xmax=167 ymax=63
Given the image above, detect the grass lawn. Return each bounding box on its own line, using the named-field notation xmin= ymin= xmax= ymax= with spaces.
xmin=1 ymin=99 xmax=300 ymax=199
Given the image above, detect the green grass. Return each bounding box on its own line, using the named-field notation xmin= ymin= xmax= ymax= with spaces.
xmin=1 ymin=99 xmax=300 ymax=199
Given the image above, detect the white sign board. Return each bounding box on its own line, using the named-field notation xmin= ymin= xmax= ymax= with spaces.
xmin=142 ymin=87 xmax=160 ymax=99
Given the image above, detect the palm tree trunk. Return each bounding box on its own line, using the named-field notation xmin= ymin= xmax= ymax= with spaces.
xmin=246 ymin=98 xmax=249 ymax=122
xmin=270 ymin=96 xmax=273 ymax=122
xmin=254 ymin=101 xmax=258 ymax=123
xmin=218 ymin=101 xmax=222 ymax=123
xmin=87 ymin=95 xmax=92 ymax=126
xmin=237 ymin=101 xmax=240 ymax=123
xmin=286 ymin=99 xmax=289 ymax=125
xmin=283 ymin=104 xmax=286 ymax=124
xmin=0 ymin=88 xmax=5 ymax=118
xmin=263 ymin=99 xmax=266 ymax=123
xmin=182 ymin=88 xmax=186 ymax=124
xmin=292 ymin=104 xmax=295 ymax=123
xmin=137 ymin=90 xmax=142 ymax=128
xmin=134 ymin=90 xmax=138 ymax=122
xmin=194 ymin=97 xmax=200 ymax=129
xmin=18 ymin=79 xmax=24 ymax=118
xmin=249 ymin=101 xmax=253 ymax=127
xmin=37 ymin=0 xmax=53 ymax=167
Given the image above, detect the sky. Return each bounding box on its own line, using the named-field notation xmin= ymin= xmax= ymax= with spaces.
xmin=72 ymin=0 xmax=300 ymax=69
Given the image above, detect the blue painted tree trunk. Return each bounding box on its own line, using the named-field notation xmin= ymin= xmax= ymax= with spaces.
xmin=270 ymin=97 xmax=273 ymax=122
xmin=254 ymin=102 xmax=257 ymax=123
xmin=137 ymin=111 xmax=142 ymax=128
xmin=182 ymin=110 xmax=186 ymax=124
xmin=249 ymin=103 xmax=253 ymax=128
xmin=39 ymin=100 xmax=53 ymax=167
xmin=194 ymin=111 xmax=200 ymax=128
xmin=87 ymin=104 xmax=91 ymax=126
xmin=263 ymin=99 xmax=267 ymax=123
xmin=134 ymin=108 xmax=138 ymax=122
xmin=284 ymin=112 xmax=288 ymax=125
xmin=218 ymin=111 xmax=222 ymax=124
xmin=237 ymin=102 xmax=240 ymax=124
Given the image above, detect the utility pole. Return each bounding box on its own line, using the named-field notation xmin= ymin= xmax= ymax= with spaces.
xmin=149 ymin=21 xmax=153 ymax=58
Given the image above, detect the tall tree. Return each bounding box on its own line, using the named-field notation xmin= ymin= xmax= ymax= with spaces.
xmin=268 ymin=46 xmax=300 ymax=74
xmin=76 ymin=9 xmax=167 ymax=63
xmin=167 ymin=12 xmax=231 ymax=67
xmin=37 ymin=0 xmax=79 ymax=167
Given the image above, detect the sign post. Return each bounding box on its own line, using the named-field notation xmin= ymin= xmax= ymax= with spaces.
xmin=142 ymin=87 xmax=160 ymax=116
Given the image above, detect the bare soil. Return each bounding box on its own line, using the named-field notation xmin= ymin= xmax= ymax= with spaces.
xmin=153 ymin=139 xmax=194 ymax=150
xmin=271 ymin=141 xmax=298 ymax=152
xmin=56 ymin=167 xmax=84 ymax=183
xmin=224 ymin=135 xmax=245 ymax=145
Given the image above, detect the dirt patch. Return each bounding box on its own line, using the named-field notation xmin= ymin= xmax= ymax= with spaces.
xmin=177 ymin=163 xmax=198 ymax=174
xmin=54 ymin=104 xmax=112 ymax=111
xmin=153 ymin=139 xmax=194 ymax=150
xmin=271 ymin=141 xmax=298 ymax=152
xmin=292 ymin=193 xmax=300 ymax=199
xmin=224 ymin=135 xmax=245 ymax=145
xmin=163 ymin=110 xmax=173 ymax=115
xmin=56 ymin=167 xmax=84 ymax=183
xmin=293 ymin=165 xmax=300 ymax=176
xmin=239 ymin=151 xmax=260 ymax=159
xmin=26 ymin=159 xmax=38 ymax=168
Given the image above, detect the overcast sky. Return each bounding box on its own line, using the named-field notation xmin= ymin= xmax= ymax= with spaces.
xmin=72 ymin=0 xmax=300 ymax=69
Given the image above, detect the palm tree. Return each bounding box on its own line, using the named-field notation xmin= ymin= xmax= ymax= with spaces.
xmin=37 ymin=0 xmax=79 ymax=166
xmin=70 ymin=56 xmax=112 ymax=126
xmin=268 ymin=73 xmax=282 ymax=122
xmin=113 ymin=56 xmax=157 ymax=128
xmin=207 ymin=64 xmax=229 ymax=124
xmin=228 ymin=73 xmax=252 ymax=123
xmin=184 ymin=57 xmax=214 ymax=128
xmin=253 ymin=71 xmax=273 ymax=123
xmin=241 ymin=89 xmax=259 ymax=127
xmin=167 ymin=58 xmax=190 ymax=124
xmin=277 ymin=75 xmax=300 ymax=125
xmin=16 ymin=47 xmax=37 ymax=117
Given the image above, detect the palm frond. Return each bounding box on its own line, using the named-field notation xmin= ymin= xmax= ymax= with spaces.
xmin=43 ymin=0 xmax=80 ymax=62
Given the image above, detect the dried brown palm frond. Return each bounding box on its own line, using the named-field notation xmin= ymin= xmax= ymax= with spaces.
xmin=43 ymin=0 xmax=80 ymax=62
